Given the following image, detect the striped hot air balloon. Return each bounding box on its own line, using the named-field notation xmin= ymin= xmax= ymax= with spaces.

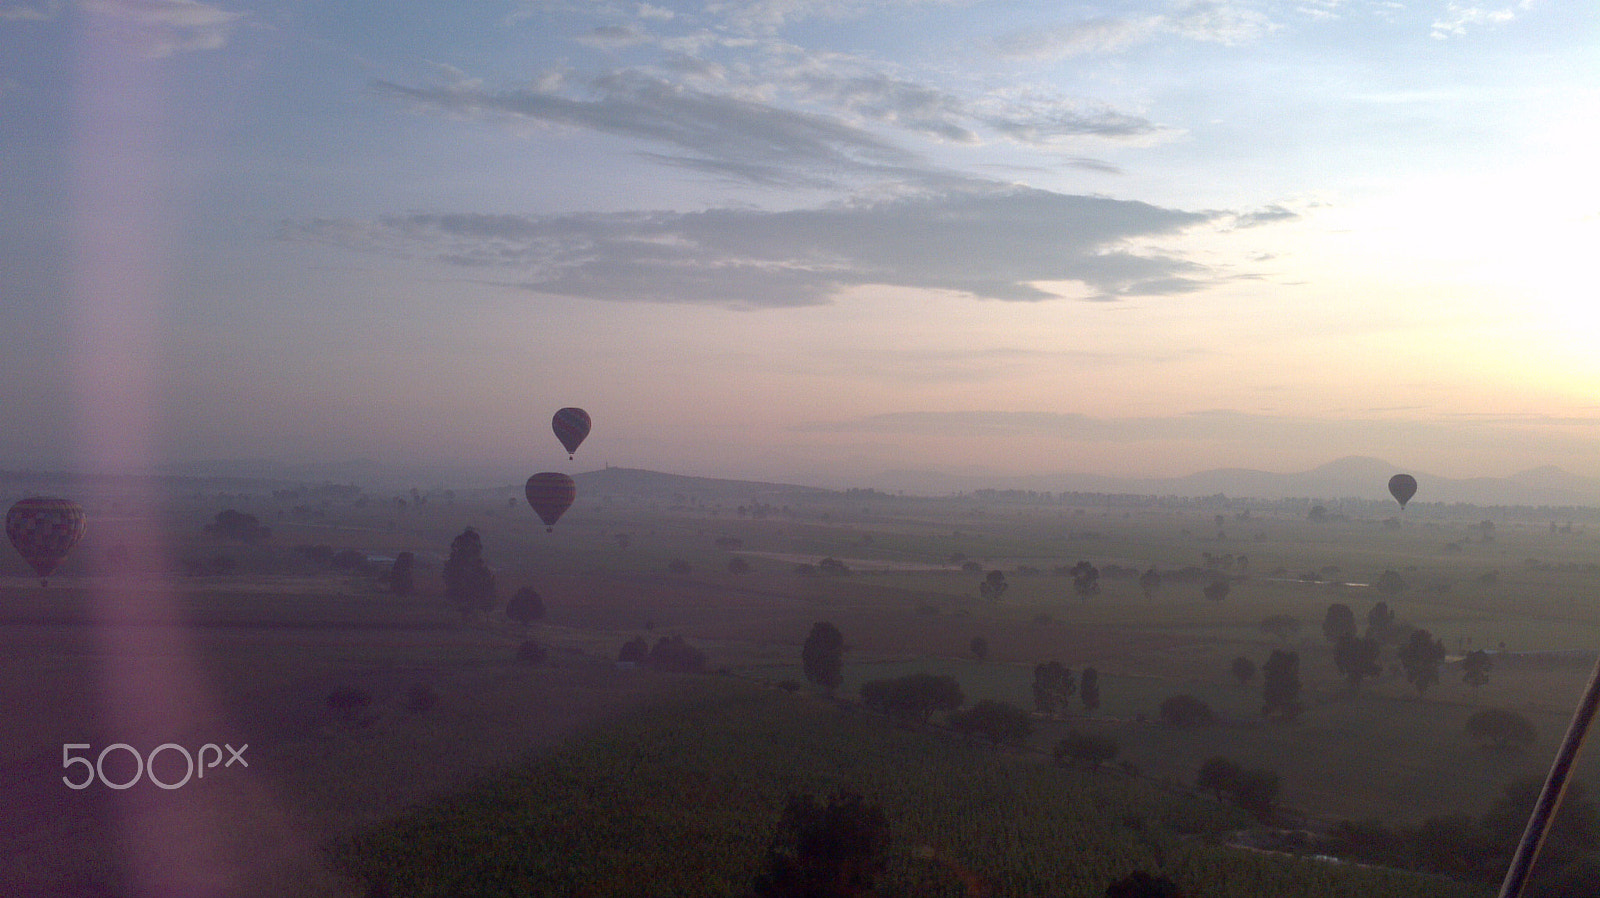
xmin=6 ymin=497 xmax=87 ymax=586
xmin=552 ymin=407 xmax=591 ymax=459
xmin=525 ymin=473 xmax=576 ymax=532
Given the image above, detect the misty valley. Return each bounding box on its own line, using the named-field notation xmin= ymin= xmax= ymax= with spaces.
xmin=4 ymin=466 xmax=1600 ymax=897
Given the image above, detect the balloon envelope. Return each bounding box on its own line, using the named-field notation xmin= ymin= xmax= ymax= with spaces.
xmin=1388 ymin=474 xmax=1418 ymax=508
xmin=6 ymin=497 xmax=87 ymax=582
xmin=525 ymin=473 xmax=577 ymax=531
xmin=552 ymin=407 xmax=591 ymax=458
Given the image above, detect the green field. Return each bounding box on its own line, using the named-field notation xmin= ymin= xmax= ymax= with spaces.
xmin=2 ymin=472 xmax=1598 ymax=896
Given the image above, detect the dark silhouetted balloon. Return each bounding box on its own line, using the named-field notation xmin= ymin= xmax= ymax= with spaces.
xmin=525 ymin=473 xmax=576 ymax=532
xmin=1388 ymin=474 xmax=1417 ymax=509
xmin=552 ymin=408 xmax=591 ymax=459
xmin=6 ymin=497 xmax=87 ymax=586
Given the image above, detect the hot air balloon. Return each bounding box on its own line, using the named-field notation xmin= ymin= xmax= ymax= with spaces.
xmin=525 ymin=473 xmax=576 ymax=532
xmin=6 ymin=496 xmax=87 ymax=586
xmin=1388 ymin=474 xmax=1417 ymax=509
xmin=552 ymin=407 xmax=591 ymax=460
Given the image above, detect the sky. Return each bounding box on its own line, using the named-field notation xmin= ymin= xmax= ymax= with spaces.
xmin=1 ymin=0 xmax=1597 ymax=490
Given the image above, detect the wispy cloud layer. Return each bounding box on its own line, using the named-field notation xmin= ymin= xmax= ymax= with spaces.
xmin=282 ymin=185 xmax=1218 ymax=307
xmin=81 ymin=0 xmax=245 ymax=57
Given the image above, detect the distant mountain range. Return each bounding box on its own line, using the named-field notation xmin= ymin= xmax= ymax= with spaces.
xmin=871 ymin=456 xmax=1600 ymax=508
xmin=8 ymin=455 xmax=1599 ymax=509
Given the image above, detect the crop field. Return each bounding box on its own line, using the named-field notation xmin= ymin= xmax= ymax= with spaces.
xmin=1 ymin=470 xmax=1598 ymax=896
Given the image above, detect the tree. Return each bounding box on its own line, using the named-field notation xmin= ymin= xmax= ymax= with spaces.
xmin=668 ymin=558 xmax=692 ymax=575
xmin=1158 ymin=694 xmax=1215 ymax=728
xmin=1069 ymin=561 xmax=1101 ymax=598
xmin=1366 ymin=600 xmax=1397 ymax=641
xmin=442 ymin=527 xmax=496 ymax=620
xmin=1466 ymin=708 xmax=1537 ymax=752
xmin=969 ymin=635 xmax=988 ymax=662
xmin=618 ymin=636 xmax=648 ymax=664
xmin=750 ymin=790 xmax=889 ymax=898
xmin=802 ymin=622 xmax=845 ymax=694
xmin=1334 ymin=634 xmax=1382 ymax=691
xmin=1105 ymin=871 xmax=1187 ymax=898
xmin=647 ymin=634 xmax=707 ymax=673
xmin=1463 ymin=648 xmax=1493 ymax=691
xmin=1196 ymin=756 xmax=1278 ymax=818
xmin=1323 ymin=602 xmax=1357 ymax=644
xmin=205 ymin=509 xmax=271 ymax=543
xmin=1233 ymin=767 xmax=1282 ymax=818
xmin=978 ymin=569 xmax=1008 ymax=601
xmin=1230 ymin=656 xmax=1257 ymax=686
xmin=1031 ymin=661 xmax=1074 ymax=715
xmin=728 ymin=556 xmax=752 ymax=574
xmin=1138 ymin=567 xmax=1162 ymax=601
xmin=1397 ymin=629 xmax=1446 ymax=693
xmin=505 ymin=586 xmax=546 ymax=628
xmin=949 ymin=700 xmax=1034 ymax=746
xmin=859 ymin=673 xmax=964 ymax=725
xmin=389 ymin=551 xmax=415 ymax=596
xmin=1054 ymin=730 xmax=1119 ymax=770
xmin=1080 ymin=666 xmax=1101 ymax=714
xmin=1262 ymin=650 xmax=1302 ymax=721
xmin=1202 ymin=577 xmax=1230 ymax=602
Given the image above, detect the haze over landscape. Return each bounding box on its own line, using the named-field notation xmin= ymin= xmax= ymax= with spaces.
xmin=3 ymin=0 xmax=1597 ymax=493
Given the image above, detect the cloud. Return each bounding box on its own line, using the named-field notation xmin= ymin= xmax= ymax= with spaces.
xmin=991 ymin=1 xmax=1278 ymax=60
xmin=1431 ymin=0 xmax=1532 ymax=38
xmin=575 ymin=23 xmax=649 ymax=48
xmin=1231 ymin=204 xmax=1300 ymax=227
xmin=80 ymin=0 xmax=246 ymax=57
xmin=798 ymin=409 xmax=1281 ymax=440
xmin=373 ymin=69 xmax=920 ymax=188
xmin=281 ymin=184 xmax=1220 ymax=307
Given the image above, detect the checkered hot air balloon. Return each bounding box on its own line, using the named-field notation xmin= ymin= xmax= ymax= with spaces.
xmin=552 ymin=407 xmax=591 ymax=460
xmin=6 ymin=497 xmax=86 ymax=586
xmin=525 ymin=473 xmax=576 ymax=532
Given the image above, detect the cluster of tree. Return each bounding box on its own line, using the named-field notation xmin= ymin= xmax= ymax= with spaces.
xmin=1066 ymin=561 xmax=1100 ymax=598
xmin=749 ymin=790 xmax=889 ymax=897
xmin=618 ymin=634 xmax=708 ymax=673
xmin=1196 ymin=756 xmax=1281 ymax=819
xmin=1328 ymin=775 xmax=1599 ymax=888
xmin=978 ymin=569 xmax=1008 ymax=601
xmin=747 ymin=789 xmax=1189 ymax=898
xmin=858 ymin=673 xmax=964 ymax=725
xmin=205 ymin=509 xmax=271 ymax=542
xmin=948 ymin=699 xmax=1034 ymax=746
xmin=1321 ymin=601 xmax=1464 ymax=694
xmin=1032 ymin=662 xmax=1100 ymax=716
